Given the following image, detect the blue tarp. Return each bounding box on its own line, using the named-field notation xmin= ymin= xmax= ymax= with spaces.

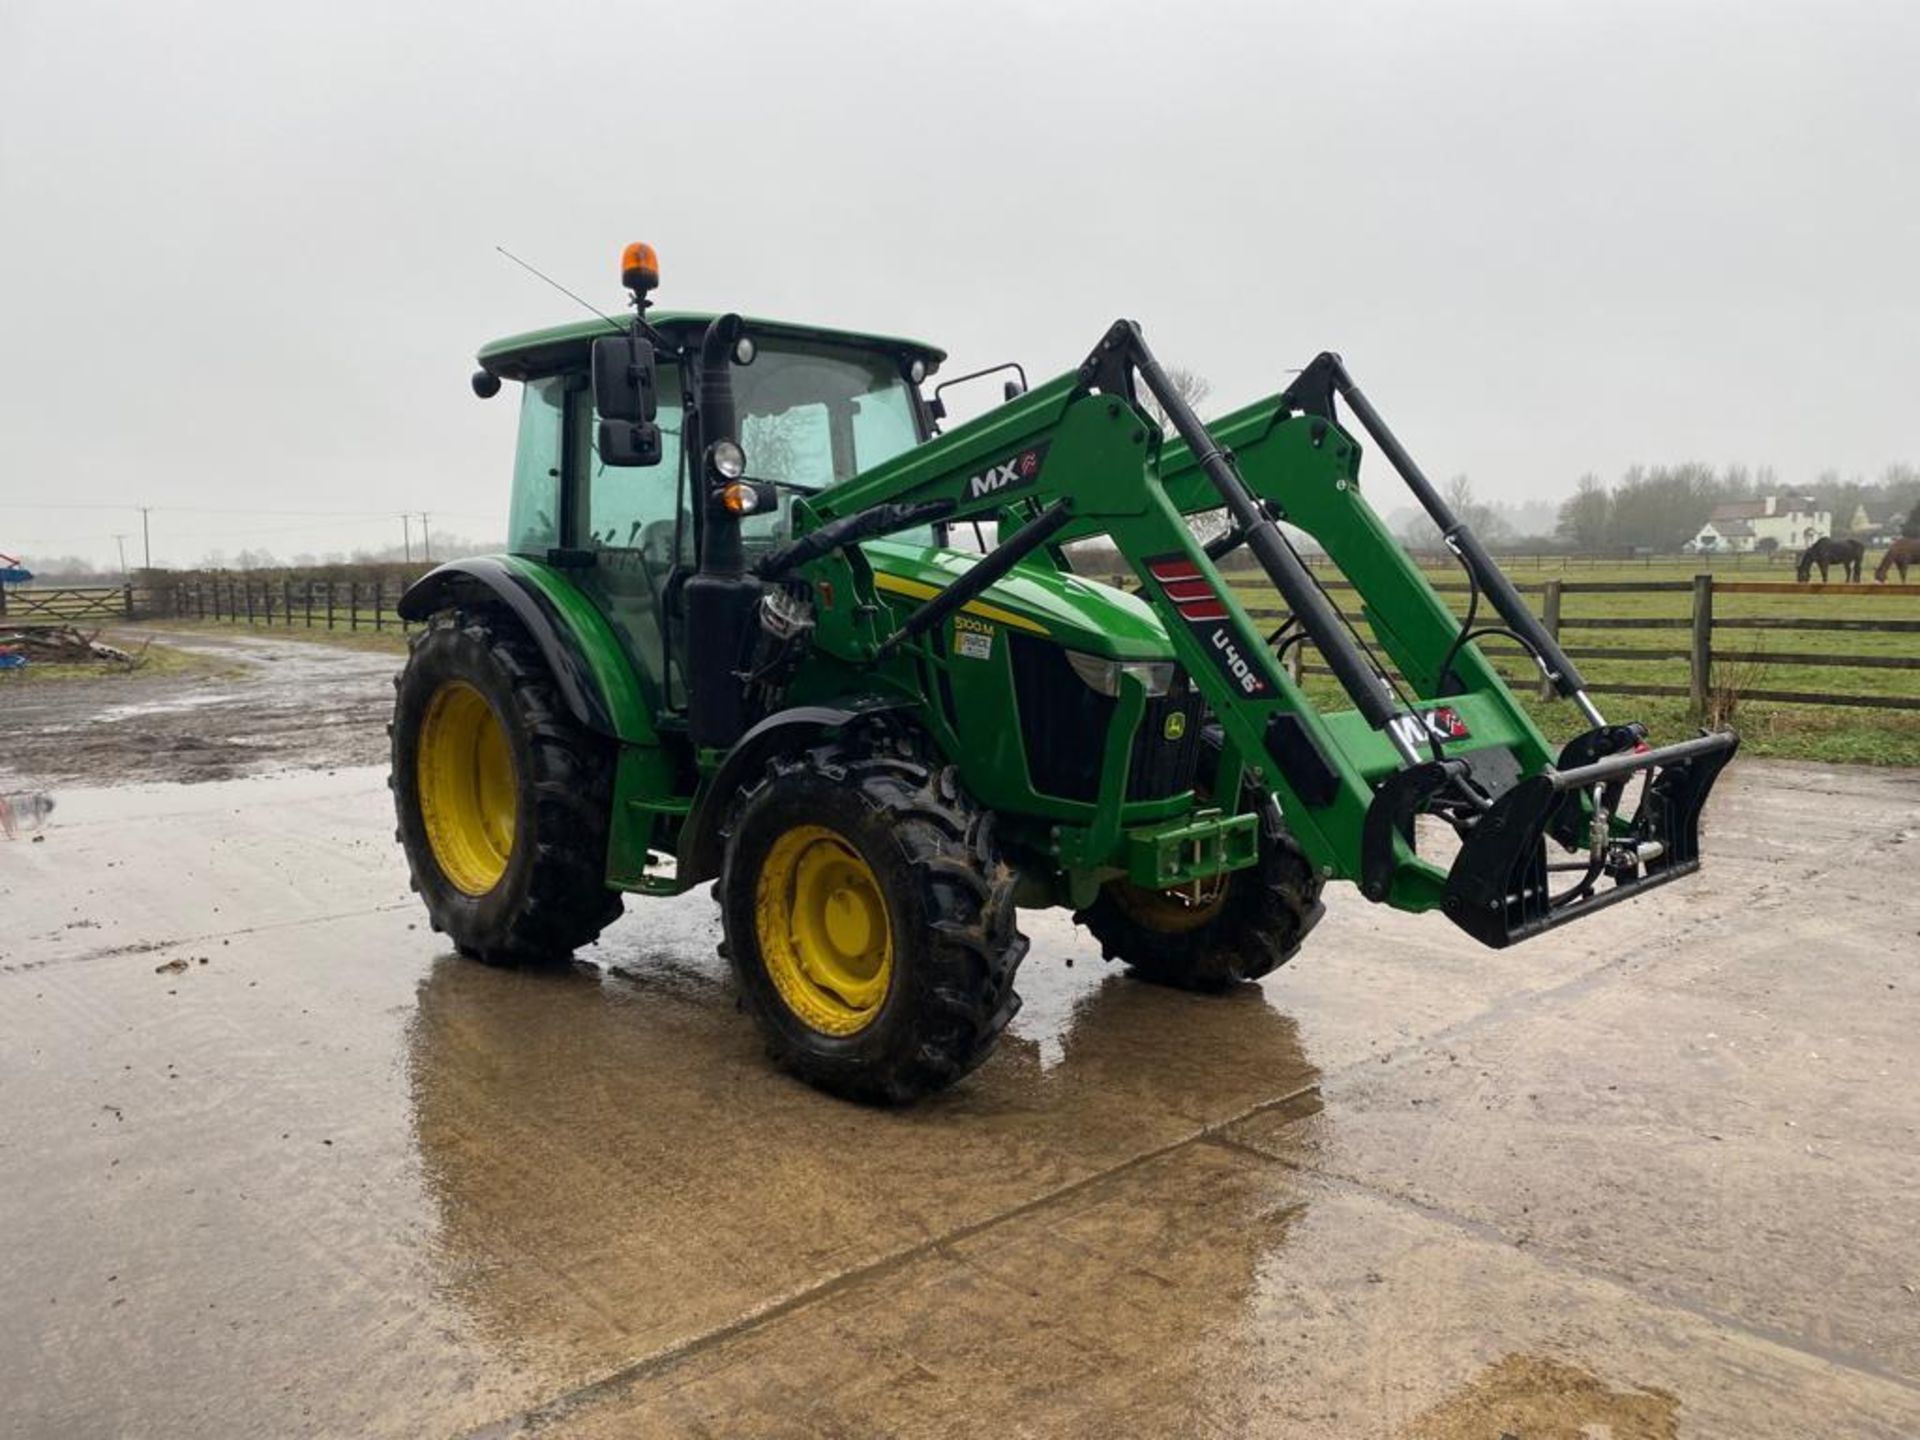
xmin=0 ymin=567 xmax=32 ymax=585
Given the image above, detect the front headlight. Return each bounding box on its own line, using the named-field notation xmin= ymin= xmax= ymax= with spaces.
xmin=1065 ymin=650 xmax=1177 ymax=698
xmin=708 ymin=439 xmax=747 ymax=480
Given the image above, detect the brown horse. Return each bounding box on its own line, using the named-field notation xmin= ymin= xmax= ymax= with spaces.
xmin=1875 ymin=537 xmax=1920 ymax=583
xmin=1797 ymin=536 xmax=1865 ymax=583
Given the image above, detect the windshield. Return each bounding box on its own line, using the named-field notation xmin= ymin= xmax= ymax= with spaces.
xmin=735 ymin=340 xmax=922 ymax=494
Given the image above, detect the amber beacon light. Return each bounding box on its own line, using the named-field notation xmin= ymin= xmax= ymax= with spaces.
xmin=621 ymin=242 xmax=660 ymax=295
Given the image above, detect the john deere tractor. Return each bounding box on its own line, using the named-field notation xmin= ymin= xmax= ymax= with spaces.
xmin=392 ymin=243 xmax=1736 ymax=1103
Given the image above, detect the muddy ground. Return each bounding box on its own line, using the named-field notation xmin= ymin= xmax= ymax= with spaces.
xmin=3 ymin=626 xmax=1919 ymax=1437
xmin=0 ymin=626 xmax=398 ymax=786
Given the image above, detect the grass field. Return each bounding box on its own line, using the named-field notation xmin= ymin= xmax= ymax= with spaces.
xmin=1223 ymin=555 xmax=1920 ymax=767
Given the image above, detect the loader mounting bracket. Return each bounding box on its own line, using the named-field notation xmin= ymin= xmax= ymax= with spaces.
xmin=1441 ymin=731 xmax=1739 ymax=948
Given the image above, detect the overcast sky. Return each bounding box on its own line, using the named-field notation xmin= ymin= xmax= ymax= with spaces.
xmin=3 ymin=0 xmax=1916 ymax=568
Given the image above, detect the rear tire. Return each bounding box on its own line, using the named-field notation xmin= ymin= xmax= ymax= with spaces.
xmin=1077 ymin=730 xmax=1324 ymax=991
xmin=719 ymin=731 xmax=1027 ymax=1104
xmin=391 ymin=609 xmax=623 ymax=964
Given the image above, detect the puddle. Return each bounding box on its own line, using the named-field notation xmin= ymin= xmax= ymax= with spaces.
xmin=1401 ymin=1353 xmax=1680 ymax=1440
xmin=93 ymin=691 xmax=245 ymax=723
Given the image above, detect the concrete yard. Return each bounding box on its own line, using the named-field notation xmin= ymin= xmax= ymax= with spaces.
xmin=3 ymin=660 xmax=1919 ymax=1434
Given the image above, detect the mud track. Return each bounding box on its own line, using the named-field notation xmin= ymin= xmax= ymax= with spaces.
xmin=0 ymin=627 xmax=398 ymax=786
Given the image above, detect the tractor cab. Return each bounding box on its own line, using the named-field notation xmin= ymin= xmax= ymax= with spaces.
xmin=475 ymin=313 xmax=947 ymax=709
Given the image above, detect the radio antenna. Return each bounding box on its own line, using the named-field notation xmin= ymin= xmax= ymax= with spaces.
xmin=494 ymin=246 xmax=624 ymax=333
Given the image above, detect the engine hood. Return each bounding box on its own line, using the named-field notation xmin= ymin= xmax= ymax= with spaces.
xmin=861 ymin=540 xmax=1173 ymax=660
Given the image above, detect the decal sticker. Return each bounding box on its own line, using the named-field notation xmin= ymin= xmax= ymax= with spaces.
xmin=1388 ymin=706 xmax=1472 ymax=752
xmin=1163 ymin=710 xmax=1188 ymax=741
xmin=963 ymin=440 xmax=1051 ymax=502
xmin=953 ymin=613 xmax=995 ymax=660
xmin=1144 ymin=555 xmax=1272 ymax=699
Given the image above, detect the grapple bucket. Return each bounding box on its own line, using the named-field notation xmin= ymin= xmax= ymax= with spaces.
xmin=1441 ymin=731 xmax=1739 ymax=949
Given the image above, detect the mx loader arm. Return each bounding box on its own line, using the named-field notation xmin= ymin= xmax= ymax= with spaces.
xmin=760 ymin=320 xmax=1736 ymax=948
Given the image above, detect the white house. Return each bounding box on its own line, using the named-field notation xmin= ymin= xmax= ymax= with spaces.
xmin=1689 ymin=495 xmax=1830 ymax=554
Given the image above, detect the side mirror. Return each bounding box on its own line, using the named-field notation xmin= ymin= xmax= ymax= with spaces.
xmin=592 ymin=334 xmax=658 ymax=422
xmin=592 ymin=334 xmax=663 ymax=467
xmin=599 ymin=418 xmax=664 ymax=468
xmin=1003 ymin=378 xmax=1026 ymax=402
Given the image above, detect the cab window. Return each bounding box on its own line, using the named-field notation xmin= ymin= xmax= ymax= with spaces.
xmin=506 ymin=378 xmax=565 ymax=557
xmin=732 ymin=339 xmax=926 ymax=545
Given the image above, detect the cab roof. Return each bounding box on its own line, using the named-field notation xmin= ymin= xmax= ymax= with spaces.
xmin=477 ymin=312 xmax=947 ymax=382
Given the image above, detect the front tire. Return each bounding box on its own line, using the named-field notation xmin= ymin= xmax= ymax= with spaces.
xmin=719 ymin=733 xmax=1027 ymax=1104
xmin=391 ymin=609 xmax=622 ymax=964
xmin=1077 ymin=730 xmax=1325 ymax=991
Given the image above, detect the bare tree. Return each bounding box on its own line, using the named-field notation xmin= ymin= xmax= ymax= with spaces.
xmin=1555 ymin=473 xmax=1612 ymax=549
xmin=1134 ymin=366 xmax=1231 ymax=545
xmin=1404 ymin=474 xmax=1509 ymax=550
xmin=1134 ymin=365 xmax=1213 ymax=433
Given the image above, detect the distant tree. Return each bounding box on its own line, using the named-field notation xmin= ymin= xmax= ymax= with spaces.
xmin=1451 ymin=474 xmax=1510 ymax=540
xmin=1905 ymin=500 xmax=1920 ymax=539
xmin=1755 ymin=536 xmax=1780 ymax=558
xmin=1607 ymin=462 xmax=1726 ymax=550
xmin=1814 ymin=471 xmax=1870 ymax=533
xmin=1134 ymin=365 xmax=1212 ymax=434
xmin=1402 ymin=475 xmax=1508 ymax=550
xmin=1878 ymin=463 xmax=1920 ymax=515
xmin=1555 ymin=473 xmax=1612 ymax=550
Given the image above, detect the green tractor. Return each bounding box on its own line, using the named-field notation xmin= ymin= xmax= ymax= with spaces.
xmin=392 ymin=242 xmax=1736 ymax=1103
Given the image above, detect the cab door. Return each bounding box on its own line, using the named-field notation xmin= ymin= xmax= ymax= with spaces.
xmin=565 ymin=366 xmax=691 ymax=712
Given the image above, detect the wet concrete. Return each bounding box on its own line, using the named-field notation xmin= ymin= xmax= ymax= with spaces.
xmin=3 ymin=760 xmax=1918 ymax=1436
xmin=0 ymin=626 xmax=398 ymax=786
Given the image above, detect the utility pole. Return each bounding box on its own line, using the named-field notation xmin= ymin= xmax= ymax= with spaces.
xmin=140 ymin=506 xmax=152 ymax=572
xmin=401 ymin=514 xmax=412 ymax=563
xmin=113 ymin=534 xmax=129 ymax=578
xmin=419 ymin=512 xmax=431 ymax=563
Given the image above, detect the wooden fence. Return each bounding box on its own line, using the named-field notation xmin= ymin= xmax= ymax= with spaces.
xmin=46 ymin=570 xmax=1920 ymax=718
xmin=0 ymin=585 xmax=136 ymax=621
xmin=1221 ymin=573 xmax=1920 ymax=715
xmin=163 ymin=578 xmax=410 ymax=632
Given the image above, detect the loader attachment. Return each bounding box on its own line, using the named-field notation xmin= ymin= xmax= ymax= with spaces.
xmin=784 ymin=315 xmax=1738 ymax=955
xmin=1439 ymin=730 xmax=1738 ymax=948
xmin=1120 ymin=333 xmax=1740 ymax=948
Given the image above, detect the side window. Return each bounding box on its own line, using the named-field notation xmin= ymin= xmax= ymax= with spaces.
xmin=507 ymin=378 xmax=565 ymax=557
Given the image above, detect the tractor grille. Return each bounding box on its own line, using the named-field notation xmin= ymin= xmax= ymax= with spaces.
xmin=1007 ymin=635 xmax=1205 ymax=804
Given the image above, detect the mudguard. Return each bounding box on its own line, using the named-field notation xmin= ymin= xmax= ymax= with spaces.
xmin=398 ymin=556 xmax=653 ymax=744
xmin=677 ymin=698 xmax=911 ymax=883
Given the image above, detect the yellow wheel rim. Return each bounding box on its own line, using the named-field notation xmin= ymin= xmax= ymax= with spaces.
xmin=1107 ymin=873 xmax=1230 ymax=934
xmin=754 ymin=824 xmax=893 ymax=1036
xmin=416 ymin=680 xmax=517 ymax=896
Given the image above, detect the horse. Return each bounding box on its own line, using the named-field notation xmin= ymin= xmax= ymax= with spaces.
xmin=1875 ymin=536 xmax=1920 ymax=583
xmin=1796 ymin=536 xmax=1865 ymax=583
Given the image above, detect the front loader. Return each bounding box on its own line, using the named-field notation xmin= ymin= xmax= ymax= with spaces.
xmin=390 ymin=243 xmax=1736 ymax=1103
